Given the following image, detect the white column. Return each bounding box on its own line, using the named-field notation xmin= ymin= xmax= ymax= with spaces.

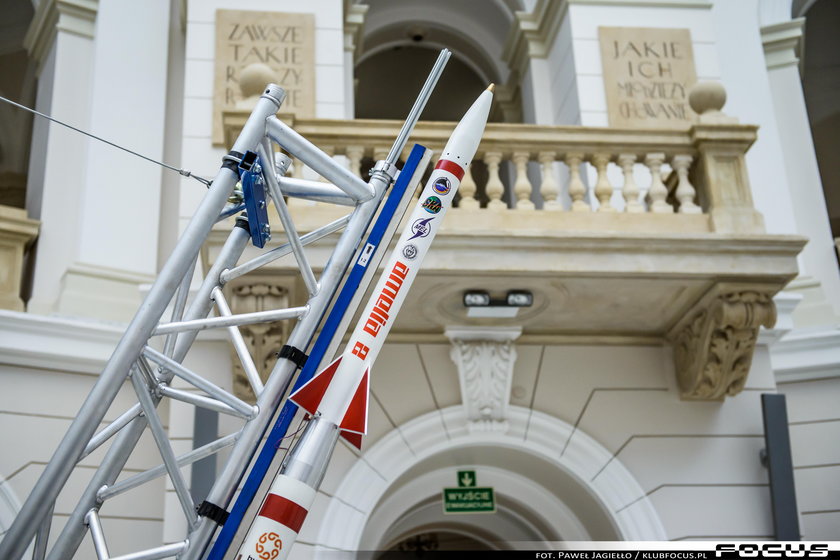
xmin=26 ymin=0 xmax=171 ymax=322
xmin=761 ymin=18 xmax=840 ymax=323
xmin=342 ymin=1 xmax=367 ymax=119
xmin=25 ymin=0 xmax=98 ymax=317
xmin=61 ymin=0 xmax=171 ymax=321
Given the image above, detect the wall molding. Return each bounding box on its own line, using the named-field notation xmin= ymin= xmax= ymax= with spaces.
xmin=761 ymin=18 xmax=805 ymax=71
xmin=771 ymin=326 xmax=840 ymax=383
xmin=24 ymin=0 xmax=98 ymax=70
xmin=502 ymin=0 xmax=567 ymax=77
xmin=0 ymin=310 xmax=123 ymax=375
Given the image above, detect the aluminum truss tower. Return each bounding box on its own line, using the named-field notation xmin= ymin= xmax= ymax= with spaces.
xmin=0 ymin=51 xmax=449 ymax=560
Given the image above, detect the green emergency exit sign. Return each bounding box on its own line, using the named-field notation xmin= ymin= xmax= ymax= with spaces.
xmin=442 ymin=470 xmax=495 ymax=514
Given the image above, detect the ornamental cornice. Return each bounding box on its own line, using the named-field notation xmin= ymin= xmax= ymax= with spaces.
xmin=760 ymin=17 xmax=805 ymax=70
xmin=24 ymin=0 xmax=98 ymax=70
xmin=502 ymin=0 xmax=567 ymax=78
xmin=667 ymin=285 xmax=777 ymax=400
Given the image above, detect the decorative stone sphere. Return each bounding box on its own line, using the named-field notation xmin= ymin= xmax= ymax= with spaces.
xmin=239 ymin=63 xmax=277 ymax=99
xmin=688 ymin=81 xmax=727 ymax=115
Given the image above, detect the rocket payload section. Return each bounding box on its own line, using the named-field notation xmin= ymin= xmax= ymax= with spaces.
xmin=234 ymin=84 xmax=494 ymax=560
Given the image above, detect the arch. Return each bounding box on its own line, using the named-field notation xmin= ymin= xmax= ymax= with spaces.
xmin=311 ymin=406 xmax=666 ymax=555
xmin=355 ymin=0 xmax=521 ymax=123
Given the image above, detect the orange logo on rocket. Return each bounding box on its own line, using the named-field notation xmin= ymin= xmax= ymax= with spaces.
xmin=254 ymin=531 xmax=282 ymax=560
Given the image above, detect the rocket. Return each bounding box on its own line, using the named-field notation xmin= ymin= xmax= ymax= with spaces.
xmin=234 ymin=84 xmax=493 ymax=560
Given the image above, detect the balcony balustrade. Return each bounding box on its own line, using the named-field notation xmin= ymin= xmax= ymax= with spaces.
xmin=225 ymin=86 xmax=807 ymax=399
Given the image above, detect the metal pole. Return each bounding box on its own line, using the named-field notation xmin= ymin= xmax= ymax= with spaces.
xmin=386 ymin=48 xmax=450 ymax=164
xmin=179 ymin=167 xmax=395 ymax=560
xmin=206 ymin=51 xmax=451 ymax=560
xmin=1 ymin=86 xmax=287 ymax=560
xmin=43 ymin=212 xmax=254 ymax=560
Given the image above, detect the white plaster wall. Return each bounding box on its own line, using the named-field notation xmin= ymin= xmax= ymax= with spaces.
xmin=0 ymin=315 xmax=169 ymax=556
xmin=304 ymin=341 xmax=780 ymax=543
xmin=179 ymin=0 xmax=346 ymax=231
xmin=777 ymin=377 xmax=840 ymax=540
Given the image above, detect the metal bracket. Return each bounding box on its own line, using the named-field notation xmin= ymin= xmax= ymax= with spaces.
xmin=238 ymin=152 xmax=271 ymax=248
xmin=370 ymin=159 xmax=399 ymax=182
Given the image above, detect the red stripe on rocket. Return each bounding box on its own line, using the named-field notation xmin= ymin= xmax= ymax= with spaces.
xmin=290 ymin=85 xmax=494 ymax=450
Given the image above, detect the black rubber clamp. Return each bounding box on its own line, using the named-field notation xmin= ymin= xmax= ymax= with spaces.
xmin=221 ymin=150 xmax=244 ymax=174
xmin=277 ymin=345 xmax=308 ymax=369
xmin=196 ymin=500 xmax=229 ymax=526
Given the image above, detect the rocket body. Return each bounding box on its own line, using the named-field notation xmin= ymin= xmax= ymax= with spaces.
xmin=235 ymin=85 xmax=492 ymax=560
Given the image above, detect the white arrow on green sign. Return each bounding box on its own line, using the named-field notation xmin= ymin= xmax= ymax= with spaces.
xmin=458 ymin=470 xmax=476 ymax=487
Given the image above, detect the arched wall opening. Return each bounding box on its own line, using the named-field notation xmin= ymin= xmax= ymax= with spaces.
xmin=311 ymin=406 xmax=666 ymax=555
xmin=354 ymin=0 xmax=521 ymax=123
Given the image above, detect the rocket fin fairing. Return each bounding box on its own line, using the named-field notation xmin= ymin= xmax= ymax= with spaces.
xmin=289 ymin=356 xmax=342 ymax=416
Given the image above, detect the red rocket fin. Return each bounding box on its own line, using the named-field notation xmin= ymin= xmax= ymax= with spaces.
xmin=341 ymin=430 xmax=363 ymax=450
xmin=289 ymin=356 xmax=342 ymax=415
xmin=339 ymin=367 xmax=369 ymax=436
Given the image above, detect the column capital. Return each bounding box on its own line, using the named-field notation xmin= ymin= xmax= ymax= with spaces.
xmin=502 ymin=0 xmax=566 ymax=77
xmin=24 ymin=0 xmax=98 ymax=71
xmin=761 ymin=17 xmax=805 ymax=70
xmin=343 ymin=0 xmax=368 ymax=60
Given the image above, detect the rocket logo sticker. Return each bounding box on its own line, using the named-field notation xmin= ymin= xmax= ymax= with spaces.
xmin=409 ymin=217 xmax=434 ymax=240
xmin=422 ymin=196 xmax=442 ymax=214
xmin=402 ymin=244 xmax=418 ymax=260
xmin=433 ymin=177 xmax=451 ymax=195
xmin=255 ymin=531 xmax=282 ymax=559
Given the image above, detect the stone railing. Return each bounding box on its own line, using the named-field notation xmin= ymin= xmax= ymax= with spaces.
xmin=223 ymin=83 xmax=765 ymax=235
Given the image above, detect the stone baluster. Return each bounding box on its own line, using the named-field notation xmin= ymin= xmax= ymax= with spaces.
xmin=672 ymin=154 xmax=701 ymax=214
xmin=566 ymin=152 xmax=588 ymax=212
xmin=318 ymin=146 xmax=335 ymax=182
xmin=645 ymin=153 xmax=672 ymax=213
xmin=373 ymin=146 xmax=389 ymax=164
xmin=592 ymin=153 xmax=615 ymax=212
xmin=538 ymin=151 xmax=561 ymax=211
xmin=346 ymin=145 xmax=364 ymax=178
xmin=618 ymin=154 xmax=643 ymax=213
xmin=513 ymin=152 xmax=534 ymax=210
xmin=291 ymin=157 xmax=304 ymax=179
xmin=459 ymin=162 xmax=479 ymax=210
xmin=484 ymin=152 xmax=506 ymax=210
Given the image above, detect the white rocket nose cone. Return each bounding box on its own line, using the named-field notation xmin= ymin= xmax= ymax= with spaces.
xmin=441 ymin=85 xmax=494 ymax=165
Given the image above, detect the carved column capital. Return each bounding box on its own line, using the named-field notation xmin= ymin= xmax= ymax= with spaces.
xmin=227 ymin=282 xmax=291 ymax=400
xmin=668 ymin=289 xmax=777 ymax=401
xmin=445 ymin=327 xmax=521 ymax=433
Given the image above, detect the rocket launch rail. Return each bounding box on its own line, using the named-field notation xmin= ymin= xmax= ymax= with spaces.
xmin=0 ymin=50 xmax=452 ymax=560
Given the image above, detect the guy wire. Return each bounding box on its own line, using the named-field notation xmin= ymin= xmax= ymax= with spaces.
xmin=0 ymin=94 xmax=212 ymax=187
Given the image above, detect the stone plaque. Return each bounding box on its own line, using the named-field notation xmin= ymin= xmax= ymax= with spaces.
xmin=213 ymin=10 xmax=315 ymax=144
xmin=599 ymin=27 xmax=697 ymax=128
